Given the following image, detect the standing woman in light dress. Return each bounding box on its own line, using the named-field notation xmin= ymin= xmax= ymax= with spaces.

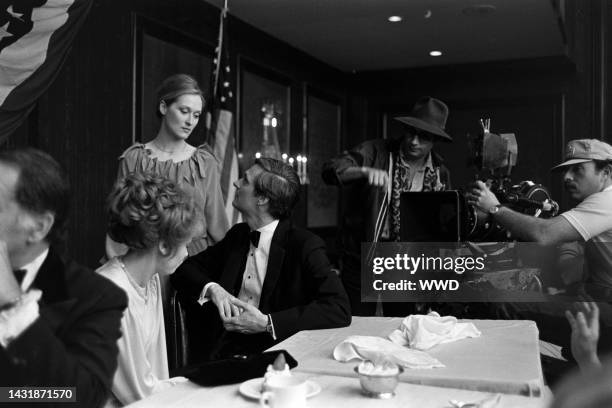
xmin=98 ymin=172 xmax=201 ymax=406
xmin=107 ymin=73 xmax=229 ymax=258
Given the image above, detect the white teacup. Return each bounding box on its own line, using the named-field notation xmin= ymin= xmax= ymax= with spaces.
xmin=259 ymin=376 xmax=307 ymax=408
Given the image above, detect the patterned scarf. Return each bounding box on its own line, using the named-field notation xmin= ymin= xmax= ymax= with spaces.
xmin=389 ymin=151 xmax=442 ymax=241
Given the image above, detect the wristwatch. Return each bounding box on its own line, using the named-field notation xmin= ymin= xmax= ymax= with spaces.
xmin=488 ymin=204 xmax=502 ymax=215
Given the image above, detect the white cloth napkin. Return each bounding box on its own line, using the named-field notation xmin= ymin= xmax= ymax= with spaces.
xmin=388 ymin=312 xmax=481 ymax=350
xmin=333 ymin=335 xmax=444 ymax=369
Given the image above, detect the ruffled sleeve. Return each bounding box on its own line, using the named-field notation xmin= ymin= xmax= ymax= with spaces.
xmin=189 ymin=146 xmax=230 ymax=252
xmin=112 ymin=143 xmax=229 ymax=255
xmin=117 ymin=143 xmax=148 ymax=180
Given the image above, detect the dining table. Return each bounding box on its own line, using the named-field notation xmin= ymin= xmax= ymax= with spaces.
xmin=128 ymin=316 xmax=552 ymax=407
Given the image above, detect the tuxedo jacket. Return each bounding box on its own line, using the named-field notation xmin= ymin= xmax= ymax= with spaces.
xmin=172 ymin=219 xmax=351 ymax=357
xmin=0 ymin=249 xmax=127 ymax=408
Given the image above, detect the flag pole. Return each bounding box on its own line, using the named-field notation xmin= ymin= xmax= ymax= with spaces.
xmin=212 ymin=0 xmax=228 ymax=102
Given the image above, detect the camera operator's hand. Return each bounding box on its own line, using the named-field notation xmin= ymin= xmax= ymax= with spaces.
xmin=467 ymin=180 xmax=500 ymax=212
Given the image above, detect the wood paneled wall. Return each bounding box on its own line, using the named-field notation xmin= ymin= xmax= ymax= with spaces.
xmin=6 ymin=0 xmax=611 ymax=267
xmin=21 ymin=0 xmax=347 ymax=267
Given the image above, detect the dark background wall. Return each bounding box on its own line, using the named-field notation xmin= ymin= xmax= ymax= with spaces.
xmin=346 ymin=0 xmax=609 ymax=213
xmin=9 ymin=0 xmax=348 ymax=267
xmin=5 ymin=0 xmax=611 ymax=268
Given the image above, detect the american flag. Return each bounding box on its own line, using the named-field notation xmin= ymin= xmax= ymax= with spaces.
xmin=207 ymin=5 xmax=240 ymax=225
xmin=0 ymin=0 xmax=93 ymax=142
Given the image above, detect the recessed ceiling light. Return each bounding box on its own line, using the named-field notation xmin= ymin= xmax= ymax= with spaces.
xmin=388 ymin=15 xmax=402 ymax=22
xmin=462 ymin=5 xmax=496 ymax=16
xmin=430 ymin=50 xmax=442 ymax=57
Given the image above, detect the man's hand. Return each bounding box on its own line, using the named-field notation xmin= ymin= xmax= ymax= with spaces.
xmin=336 ymin=166 xmax=388 ymax=188
xmin=0 ymin=241 xmax=21 ymax=307
xmin=361 ymin=167 xmax=388 ymax=188
xmin=222 ymin=298 xmax=267 ymax=334
xmin=566 ymin=301 xmax=601 ymax=370
xmin=207 ymin=284 xmax=241 ymax=319
xmin=467 ymin=180 xmax=500 ymax=212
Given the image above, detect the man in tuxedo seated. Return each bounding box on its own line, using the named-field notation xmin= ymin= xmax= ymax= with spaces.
xmin=0 ymin=149 xmax=127 ymax=407
xmin=172 ymin=158 xmax=351 ymax=361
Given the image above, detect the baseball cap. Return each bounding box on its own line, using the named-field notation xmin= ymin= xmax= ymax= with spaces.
xmin=551 ymin=139 xmax=612 ymax=171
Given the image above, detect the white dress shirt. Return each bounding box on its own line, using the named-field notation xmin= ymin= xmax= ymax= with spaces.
xmin=0 ymin=247 xmax=48 ymax=347
xmin=199 ymin=220 xmax=280 ymax=306
xmin=238 ymin=219 xmax=279 ymax=308
xmin=197 ymin=220 xmax=280 ymax=339
xmin=19 ymin=247 xmax=49 ymax=291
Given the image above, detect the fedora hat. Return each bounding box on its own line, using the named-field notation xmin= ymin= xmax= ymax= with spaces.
xmin=394 ymin=97 xmax=452 ymax=141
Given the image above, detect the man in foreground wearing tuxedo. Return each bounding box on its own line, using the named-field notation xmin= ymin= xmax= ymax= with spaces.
xmin=172 ymin=158 xmax=351 ymax=361
xmin=0 ymin=148 xmax=127 ymax=407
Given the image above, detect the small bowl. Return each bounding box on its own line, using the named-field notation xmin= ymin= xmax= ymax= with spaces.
xmin=354 ymin=364 xmax=404 ymax=399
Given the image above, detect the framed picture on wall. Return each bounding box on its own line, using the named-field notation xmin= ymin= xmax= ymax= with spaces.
xmin=237 ymin=57 xmax=292 ymax=170
xmin=304 ymin=85 xmax=342 ymax=230
xmin=132 ymin=14 xmax=214 ymax=145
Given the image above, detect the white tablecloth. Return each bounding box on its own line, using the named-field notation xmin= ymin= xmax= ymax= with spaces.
xmin=128 ymin=373 xmax=550 ymax=408
xmin=128 ymin=317 xmax=548 ymax=407
xmin=270 ymin=317 xmax=544 ymax=396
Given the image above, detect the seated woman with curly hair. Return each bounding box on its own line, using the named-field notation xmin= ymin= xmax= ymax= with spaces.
xmin=97 ymin=172 xmax=201 ymax=406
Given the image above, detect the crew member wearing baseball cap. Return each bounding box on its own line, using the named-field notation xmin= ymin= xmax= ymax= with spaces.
xmin=322 ymin=96 xmax=453 ymax=316
xmin=470 ymin=138 xmax=612 ymax=289
xmin=469 ymin=139 xmax=612 ymax=370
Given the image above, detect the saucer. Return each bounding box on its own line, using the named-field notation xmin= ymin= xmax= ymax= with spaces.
xmin=239 ymin=377 xmax=321 ymax=400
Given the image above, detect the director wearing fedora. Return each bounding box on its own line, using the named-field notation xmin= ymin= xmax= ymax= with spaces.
xmin=322 ymin=96 xmax=452 ymax=316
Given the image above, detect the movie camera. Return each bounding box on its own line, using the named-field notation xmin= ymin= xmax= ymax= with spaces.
xmin=463 ymin=121 xmax=558 ymax=241
xmin=399 ymin=120 xmax=559 ymax=243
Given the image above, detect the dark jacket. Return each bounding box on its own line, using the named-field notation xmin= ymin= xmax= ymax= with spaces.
xmin=0 ymin=249 xmax=127 ymax=408
xmin=322 ymin=138 xmax=451 ymax=279
xmin=171 ymin=219 xmax=351 ymax=359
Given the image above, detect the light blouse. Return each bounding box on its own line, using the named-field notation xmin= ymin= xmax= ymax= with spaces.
xmin=116 ymin=143 xmax=229 ymax=255
xmin=97 ymin=258 xmax=185 ymax=406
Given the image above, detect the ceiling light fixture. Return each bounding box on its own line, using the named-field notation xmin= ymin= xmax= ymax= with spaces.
xmin=462 ymin=5 xmax=496 ymax=16
xmin=429 ymin=50 xmax=442 ymax=57
xmin=388 ymin=15 xmax=402 ymax=22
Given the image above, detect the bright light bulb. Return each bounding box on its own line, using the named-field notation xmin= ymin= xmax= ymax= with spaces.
xmin=429 ymin=50 xmax=442 ymax=57
xmin=255 ymin=152 xmax=261 ymax=159
xmin=388 ymin=15 xmax=402 ymax=22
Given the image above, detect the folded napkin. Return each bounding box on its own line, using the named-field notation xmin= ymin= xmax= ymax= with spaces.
xmin=388 ymin=312 xmax=481 ymax=351
xmin=333 ymin=335 xmax=444 ymax=369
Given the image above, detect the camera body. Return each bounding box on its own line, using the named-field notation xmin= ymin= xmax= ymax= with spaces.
xmin=463 ymin=128 xmax=558 ymax=241
xmin=464 ymin=177 xmax=558 ymax=241
xmin=399 ymin=127 xmax=559 ymax=243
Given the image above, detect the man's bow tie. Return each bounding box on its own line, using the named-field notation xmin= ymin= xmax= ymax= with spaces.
xmin=249 ymin=230 xmax=261 ymax=248
xmin=13 ymin=269 xmax=26 ymax=285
